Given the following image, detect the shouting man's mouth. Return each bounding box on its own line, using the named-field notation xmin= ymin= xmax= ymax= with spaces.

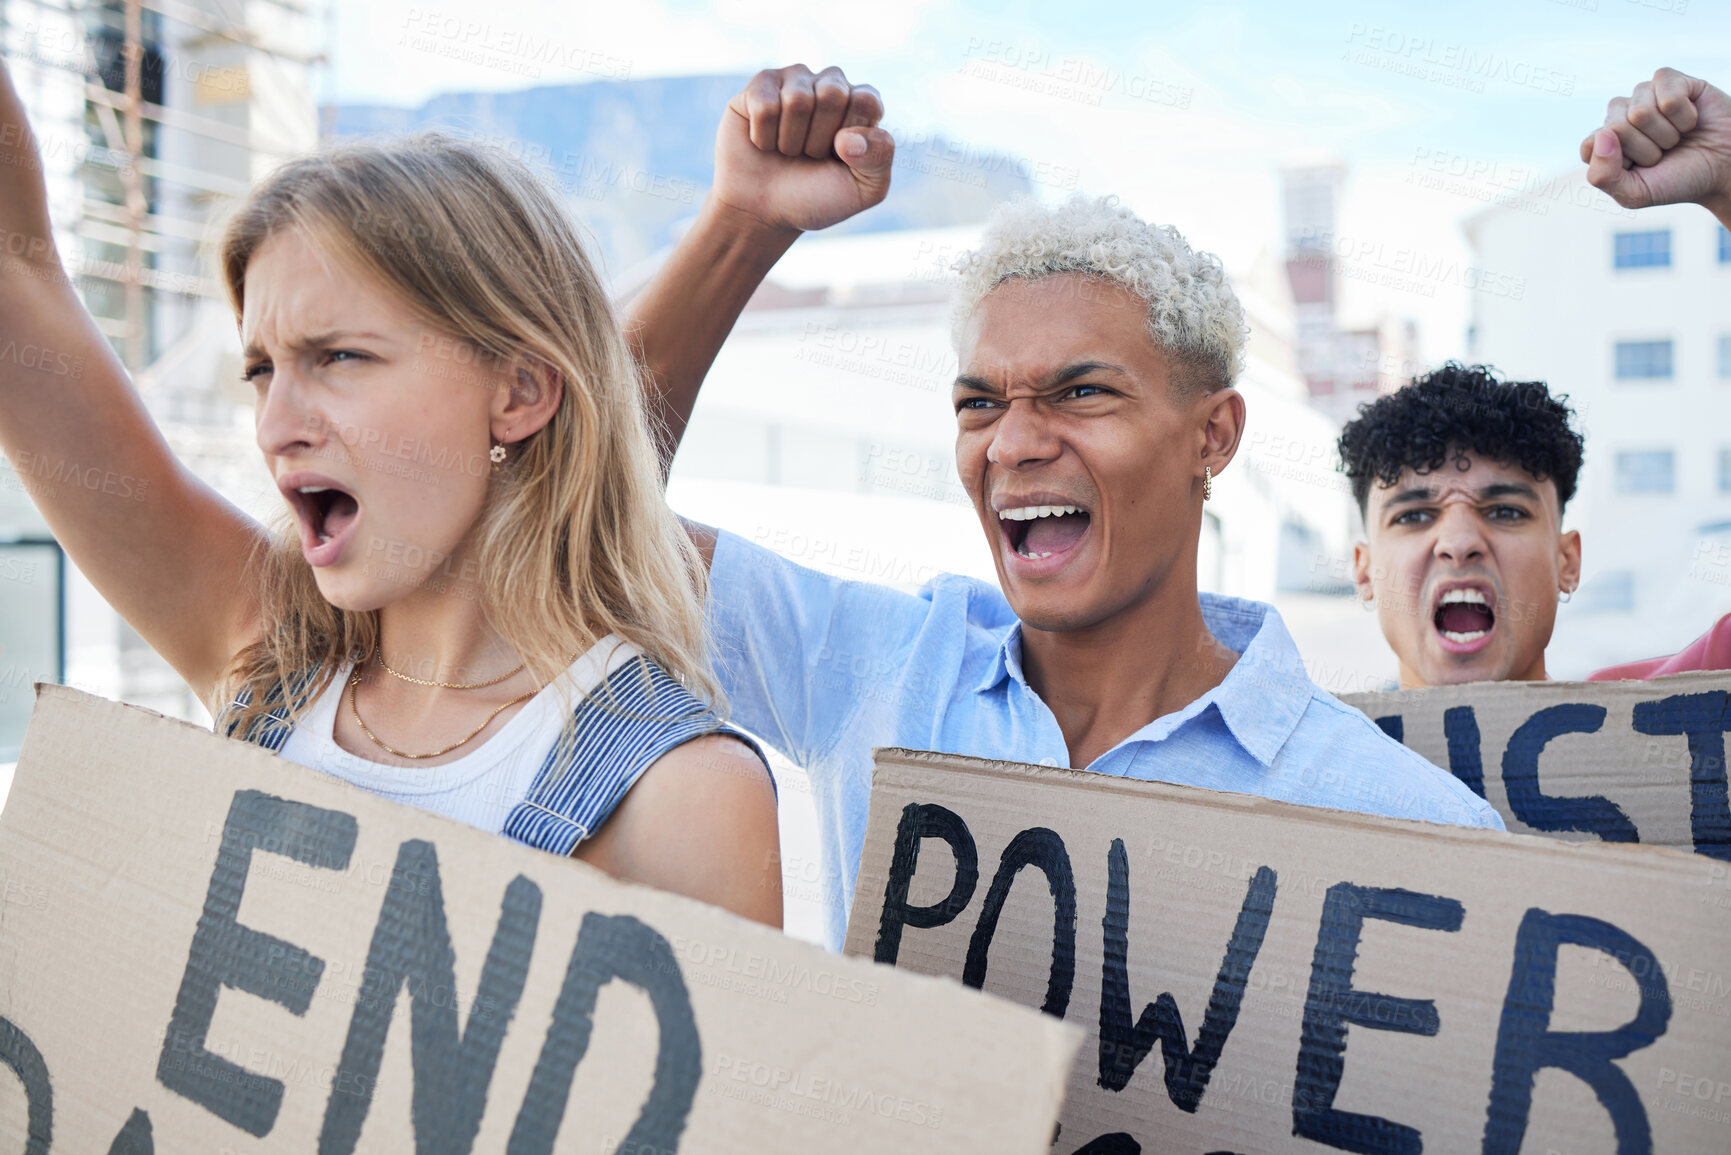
xmin=1432 ymin=584 xmax=1496 ymax=654
xmin=998 ymin=502 xmax=1092 ymax=569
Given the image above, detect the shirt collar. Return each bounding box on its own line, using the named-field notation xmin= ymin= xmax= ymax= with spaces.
xmin=975 ymin=593 xmax=1314 ymax=767
xmin=1192 ymin=593 xmax=1312 ymax=765
xmin=975 ymin=621 xmax=1025 ymax=693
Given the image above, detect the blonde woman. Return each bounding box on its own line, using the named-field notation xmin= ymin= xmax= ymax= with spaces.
xmin=0 ymin=59 xmax=894 ymax=928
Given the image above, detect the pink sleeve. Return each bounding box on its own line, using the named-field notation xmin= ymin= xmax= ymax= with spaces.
xmin=1586 ymin=613 xmax=1731 ymax=681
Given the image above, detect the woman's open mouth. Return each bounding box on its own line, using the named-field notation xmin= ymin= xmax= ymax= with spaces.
xmin=998 ymin=503 xmax=1092 ymax=572
xmin=284 ymin=479 xmax=361 ymax=566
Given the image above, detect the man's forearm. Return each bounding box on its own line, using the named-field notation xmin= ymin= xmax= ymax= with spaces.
xmin=623 ymin=197 xmax=799 ymax=471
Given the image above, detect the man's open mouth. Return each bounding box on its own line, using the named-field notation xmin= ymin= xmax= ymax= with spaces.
xmin=1433 ymin=586 xmax=1496 ymax=645
xmin=998 ymin=503 xmax=1092 ymax=561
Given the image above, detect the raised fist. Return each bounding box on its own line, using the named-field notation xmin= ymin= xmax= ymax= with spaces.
xmin=1580 ymin=67 xmax=1731 ymax=217
xmin=712 ymin=64 xmax=895 ymax=235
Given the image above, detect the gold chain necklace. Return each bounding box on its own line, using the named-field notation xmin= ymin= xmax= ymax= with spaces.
xmin=374 ymin=647 xmax=526 ymax=689
xmin=348 ymin=666 xmax=537 ymax=761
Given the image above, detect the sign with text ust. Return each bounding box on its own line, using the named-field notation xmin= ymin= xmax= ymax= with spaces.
xmin=847 ymin=747 xmax=1731 ymax=1154
xmin=1343 ymin=672 xmax=1731 ymax=858
xmin=0 ymin=686 xmax=1078 ymax=1153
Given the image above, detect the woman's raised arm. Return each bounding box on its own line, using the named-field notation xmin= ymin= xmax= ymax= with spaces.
xmin=0 ymin=59 xmax=266 ymax=706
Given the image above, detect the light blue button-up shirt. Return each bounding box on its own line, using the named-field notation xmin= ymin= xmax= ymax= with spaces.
xmin=707 ymin=530 xmax=1504 ymax=949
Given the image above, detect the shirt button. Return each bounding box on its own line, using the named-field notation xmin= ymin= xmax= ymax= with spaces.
xmin=1040 ymin=756 xmax=1057 ymax=766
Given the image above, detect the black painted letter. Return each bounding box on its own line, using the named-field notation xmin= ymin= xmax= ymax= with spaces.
xmin=873 ymin=803 xmax=979 ymax=964
xmin=0 ymin=1016 xmax=52 ymax=1154
xmin=157 ymin=790 xmax=357 ymax=1137
xmin=1444 ymin=706 xmax=1487 ymax=799
xmin=106 ymin=1108 xmax=154 ymax=1155
xmin=963 ymin=827 xmax=1076 ymax=1017
xmin=1632 ymin=690 xmax=1731 ymax=861
xmin=1502 ymin=704 xmax=1637 ymax=842
xmin=1098 ymin=839 xmax=1278 ymax=1113
xmin=508 ymin=912 xmax=700 ymax=1155
xmin=1292 ymin=882 xmax=1464 ymax=1153
xmin=1482 ymin=909 xmax=1670 ymax=1154
xmin=319 ymin=843 xmax=542 ymax=1155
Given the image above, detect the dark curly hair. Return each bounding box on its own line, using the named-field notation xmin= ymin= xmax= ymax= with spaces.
xmin=1337 ymin=362 xmax=1585 ymax=516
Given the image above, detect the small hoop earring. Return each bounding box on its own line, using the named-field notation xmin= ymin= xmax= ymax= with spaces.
xmin=1203 ymin=464 xmax=1212 ymax=502
xmin=1361 ymin=596 xmax=1376 ymax=613
xmin=489 ymin=442 xmax=507 ymax=471
xmin=1558 ymin=586 xmax=1573 ymax=604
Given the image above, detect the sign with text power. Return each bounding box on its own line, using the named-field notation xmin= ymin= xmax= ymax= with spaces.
xmin=848 ymin=747 xmax=1731 ymax=1154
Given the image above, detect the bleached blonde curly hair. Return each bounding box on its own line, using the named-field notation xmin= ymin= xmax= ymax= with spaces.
xmin=951 ymin=194 xmax=1248 ymax=393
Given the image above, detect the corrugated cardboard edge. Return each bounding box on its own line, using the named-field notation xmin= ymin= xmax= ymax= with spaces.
xmin=8 ymin=684 xmax=1086 ymax=1143
xmin=867 ymin=745 xmax=1720 ymax=873
xmin=1339 ymin=670 xmax=1731 ymax=710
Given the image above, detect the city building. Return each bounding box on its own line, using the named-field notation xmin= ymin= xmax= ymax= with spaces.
xmin=1464 ymin=174 xmax=1731 ymax=674
xmin=1281 ymin=164 xmax=1423 ymax=427
xmin=0 ymin=0 xmax=319 ymax=755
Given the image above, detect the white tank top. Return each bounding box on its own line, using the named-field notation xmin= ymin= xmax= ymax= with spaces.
xmin=277 ymin=635 xmax=640 ymax=835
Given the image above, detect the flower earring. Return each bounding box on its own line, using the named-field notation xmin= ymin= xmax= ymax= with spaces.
xmin=489 ymin=442 xmax=507 ymax=471
xmin=1203 ymin=465 xmax=1212 ymax=502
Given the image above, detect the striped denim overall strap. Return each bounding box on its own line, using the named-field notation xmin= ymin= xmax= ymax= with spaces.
xmin=501 ymin=654 xmax=767 ymax=857
xmin=221 ymin=670 xmax=322 ymax=752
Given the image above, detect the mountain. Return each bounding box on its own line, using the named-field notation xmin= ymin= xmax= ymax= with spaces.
xmin=324 ymin=75 xmax=1034 ymax=275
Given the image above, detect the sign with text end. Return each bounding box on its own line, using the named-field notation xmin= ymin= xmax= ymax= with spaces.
xmin=0 ymin=685 xmax=1078 ymax=1153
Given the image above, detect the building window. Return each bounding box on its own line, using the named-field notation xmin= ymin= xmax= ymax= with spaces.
xmin=1615 ymin=450 xmax=1675 ymax=495
xmin=1614 ymin=230 xmax=1671 ymax=269
xmin=1615 ymin=339 xmax=1674 ymax=380
xmin=1721 ymin=225 xmax=1730 ymax=264
xmin=1721 ymin=448 xmax=1731 ymax=494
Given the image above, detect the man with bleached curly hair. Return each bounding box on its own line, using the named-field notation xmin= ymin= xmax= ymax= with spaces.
xmin=629 ymin=65 xmax=1502 ymax=950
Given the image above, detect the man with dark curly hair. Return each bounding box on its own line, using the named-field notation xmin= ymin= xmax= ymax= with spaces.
xmin=1338 ymin=363 xmax=1585 ymax=688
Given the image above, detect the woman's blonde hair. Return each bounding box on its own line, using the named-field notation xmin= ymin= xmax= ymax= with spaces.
xmin=215 ymin=132 xmax=717 ymax=735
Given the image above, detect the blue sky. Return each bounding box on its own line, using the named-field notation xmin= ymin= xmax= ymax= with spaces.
xmin=336 ymin=0 xmax=1730 ymax=161
xmin=328 ymin=0 xmax=1730 ymax=360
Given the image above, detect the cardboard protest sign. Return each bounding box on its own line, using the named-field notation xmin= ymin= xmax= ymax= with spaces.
xmin=847 ymin=746 xmax=1731 ymax=1154
xmin=0 ymin=686 xmax=1079 ymax=1153
xmin=1343 ymin=672 xmax=1731 ymax=858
